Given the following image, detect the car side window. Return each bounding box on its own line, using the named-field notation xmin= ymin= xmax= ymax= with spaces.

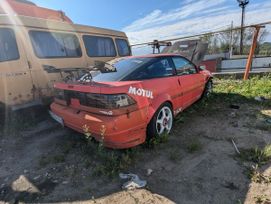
xmin=172 ymin=57 xmax=197 ymax=75
xmin=129 ymin=58 xmax=174 ymax=80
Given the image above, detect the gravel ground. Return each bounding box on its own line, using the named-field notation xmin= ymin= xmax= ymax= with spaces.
xmin=0 ymin=97 xmax=270 ymax=204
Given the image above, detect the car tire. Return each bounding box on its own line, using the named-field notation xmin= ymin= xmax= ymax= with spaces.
xmin=147 ymin=102 xmax=174 ymax=139
xmin=202 ymin=79 xmax=213 ymax=98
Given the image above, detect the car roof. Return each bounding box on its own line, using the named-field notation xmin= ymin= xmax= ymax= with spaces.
xmin=126 ymin=53 xmax=183 ymax=59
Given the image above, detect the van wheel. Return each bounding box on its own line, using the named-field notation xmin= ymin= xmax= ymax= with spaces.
xmin=202 ymin=80 xmax=213 ymax=98
xmin=147 ymin=102 xmax=173 ymax=138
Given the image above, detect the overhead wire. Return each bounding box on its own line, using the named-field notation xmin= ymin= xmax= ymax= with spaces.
xmin=131 ymin=21 xmax=271 ymax=47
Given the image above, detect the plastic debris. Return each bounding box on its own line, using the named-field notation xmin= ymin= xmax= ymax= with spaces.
xmin=119 ymin=173 xmax=147 ymax=190
xmin=231 ymin=138 xmax=240 ymax=155
xmin=255 ymin=96 xmax=267 ymax=102
xmin=230 ymin=112 xmax=237 ymax=118
xmin=266 ymin=119 xmax=271 ymax=124
xmin=147 ymin=169 xmax=153 ymax=176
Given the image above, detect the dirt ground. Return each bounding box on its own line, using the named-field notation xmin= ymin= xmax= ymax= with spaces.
xmin=0 ymin=94 xmax=271 ymax=204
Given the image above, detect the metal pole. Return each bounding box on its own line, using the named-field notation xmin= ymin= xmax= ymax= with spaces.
xmin=243 ymin=26 xmax=262 ymax=80
xmin=240 ymin=5 xmax=245 ymax=55
xmin=230 ymin=21 xmax=234 ymax=58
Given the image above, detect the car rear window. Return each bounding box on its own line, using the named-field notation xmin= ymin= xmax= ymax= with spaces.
xmin=0 ymin=28 xmax=20 ymax=62
xmin=29 ymin=31 xmax=82 ymax=58
xmin=83 ymin=35 xmax=116 ymax=57
xmin=116 ymin=39 xmax=130 ymax=56
xmin=126 ymin=58 xmax=173 ymax=80
xmin=93 ymin=58 xmax=154 ymax=82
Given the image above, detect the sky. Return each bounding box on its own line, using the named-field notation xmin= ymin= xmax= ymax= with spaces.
xmin=29 ymin=0 xmax=271 ymax=54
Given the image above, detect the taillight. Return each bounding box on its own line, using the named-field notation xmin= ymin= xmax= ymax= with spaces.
xmin=84 ymin=93 xmax=136 ymax=109
xmin=54 ymin=89 xmax=65 ymax=100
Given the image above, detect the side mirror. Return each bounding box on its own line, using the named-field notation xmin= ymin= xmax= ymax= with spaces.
xmin=199 ymin=65 xmax=206 ymax=71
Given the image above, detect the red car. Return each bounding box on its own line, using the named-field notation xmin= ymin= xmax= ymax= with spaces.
xmin=50 ymin=54 xmax=212 ymax=149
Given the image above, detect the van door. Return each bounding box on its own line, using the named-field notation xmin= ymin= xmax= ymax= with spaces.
xmin=172 ymin=56 xmax=205 ymax=109
xmin=0 ymin=27 xmax=34 ymax=108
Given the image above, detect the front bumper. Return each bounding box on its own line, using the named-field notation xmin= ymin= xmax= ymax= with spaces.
xmin=50 ymin=103 xmax=148 ymax=149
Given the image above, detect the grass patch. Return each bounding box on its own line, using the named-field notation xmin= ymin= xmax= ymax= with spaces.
xmin=79 ymin=125 xmax=142 ymax=178
xmin=144 ymin=133 xmax=169 ymax=149
xmin=186 ymin=139 xmax=202 ymax=153
xmin=213 ymin=74 xmax=271 ymax=106
xmin=169 ymin=148 xmax=181 ymax=162
xmin=92 ymin=148 xmax=139 ymax=178
xmin=239 ymin=144 xmax=271 ymax=166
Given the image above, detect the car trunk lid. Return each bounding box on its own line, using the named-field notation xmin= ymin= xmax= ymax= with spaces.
xmin=53 ymin=81 xmax=143 ymax=115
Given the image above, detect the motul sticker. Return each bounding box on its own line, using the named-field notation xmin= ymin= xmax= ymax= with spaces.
xmin=128 ymin=86 xmax=153 ymax=99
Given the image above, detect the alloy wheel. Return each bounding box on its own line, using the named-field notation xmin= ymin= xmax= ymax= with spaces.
xmin=155 ymin=106 xmax=173 ymax=135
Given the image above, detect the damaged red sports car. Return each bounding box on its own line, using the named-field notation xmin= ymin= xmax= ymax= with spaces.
xmin=50 ymin=54 xmax=213 ymax=149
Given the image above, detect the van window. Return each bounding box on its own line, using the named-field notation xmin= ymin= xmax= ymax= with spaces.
xmin=0 ymin=28 xmax=19 ymax=62
xmin=116 ymin=39 xmax=130 ymax=56
xmin=83 ymin=35 xmax=116 ymax=57
xmin=29 ymin=31 xmax=82 ymax=58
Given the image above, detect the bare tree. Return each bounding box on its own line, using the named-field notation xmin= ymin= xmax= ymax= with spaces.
xmin=200 ymin=27 xmax=269 ymax=55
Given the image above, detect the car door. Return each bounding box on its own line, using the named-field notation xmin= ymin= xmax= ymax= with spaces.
xmin=172 ymin=56 xmax=205 ymax=109
xmin=126 ymin=57 xmax=181 ymax=111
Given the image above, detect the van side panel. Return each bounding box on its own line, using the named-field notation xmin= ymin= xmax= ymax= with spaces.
xmin=0 ymin=26 xmax=34 ymax=107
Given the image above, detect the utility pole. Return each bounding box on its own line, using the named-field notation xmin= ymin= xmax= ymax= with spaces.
xmin=229 ymin=21 xmax=234 ymax=58
xmin=237 ymin=0 xmax=249 ymax=55
xmin=243 ymin=26 xmax=264 ymax=80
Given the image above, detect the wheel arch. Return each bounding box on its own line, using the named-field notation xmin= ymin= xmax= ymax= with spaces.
xmin=147 ymin=94 xmax=174 ymax=124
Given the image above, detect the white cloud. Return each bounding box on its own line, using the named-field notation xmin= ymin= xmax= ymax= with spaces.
xmin=124 ymin=0 xmax=226 ymax=32
xmin=124 ymin=0 xmax=271 ymax=55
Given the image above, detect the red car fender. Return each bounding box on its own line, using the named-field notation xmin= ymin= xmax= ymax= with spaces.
xmin=146 ymin=93 xmax=173 ymax=124
xmin=200 ymin=70 xmax=213 ymax=83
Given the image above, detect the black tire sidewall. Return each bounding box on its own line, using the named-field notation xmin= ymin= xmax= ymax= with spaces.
xmin=203 ymin=79 xmax=213 ymax=98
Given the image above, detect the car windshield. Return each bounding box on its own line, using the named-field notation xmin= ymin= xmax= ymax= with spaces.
xmin=93 ymin=57 xmax=155 ymax=82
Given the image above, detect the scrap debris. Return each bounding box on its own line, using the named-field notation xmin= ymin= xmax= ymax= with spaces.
xmin=254 ymin=96 xmax=267 ymax=102
xmin=231 ymin=138 xmax=240 ymax=155
xmin=119 ymin=173 xmax=147 ymax=190
xmin=147 ymin=169 xmax=153 ymax=176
